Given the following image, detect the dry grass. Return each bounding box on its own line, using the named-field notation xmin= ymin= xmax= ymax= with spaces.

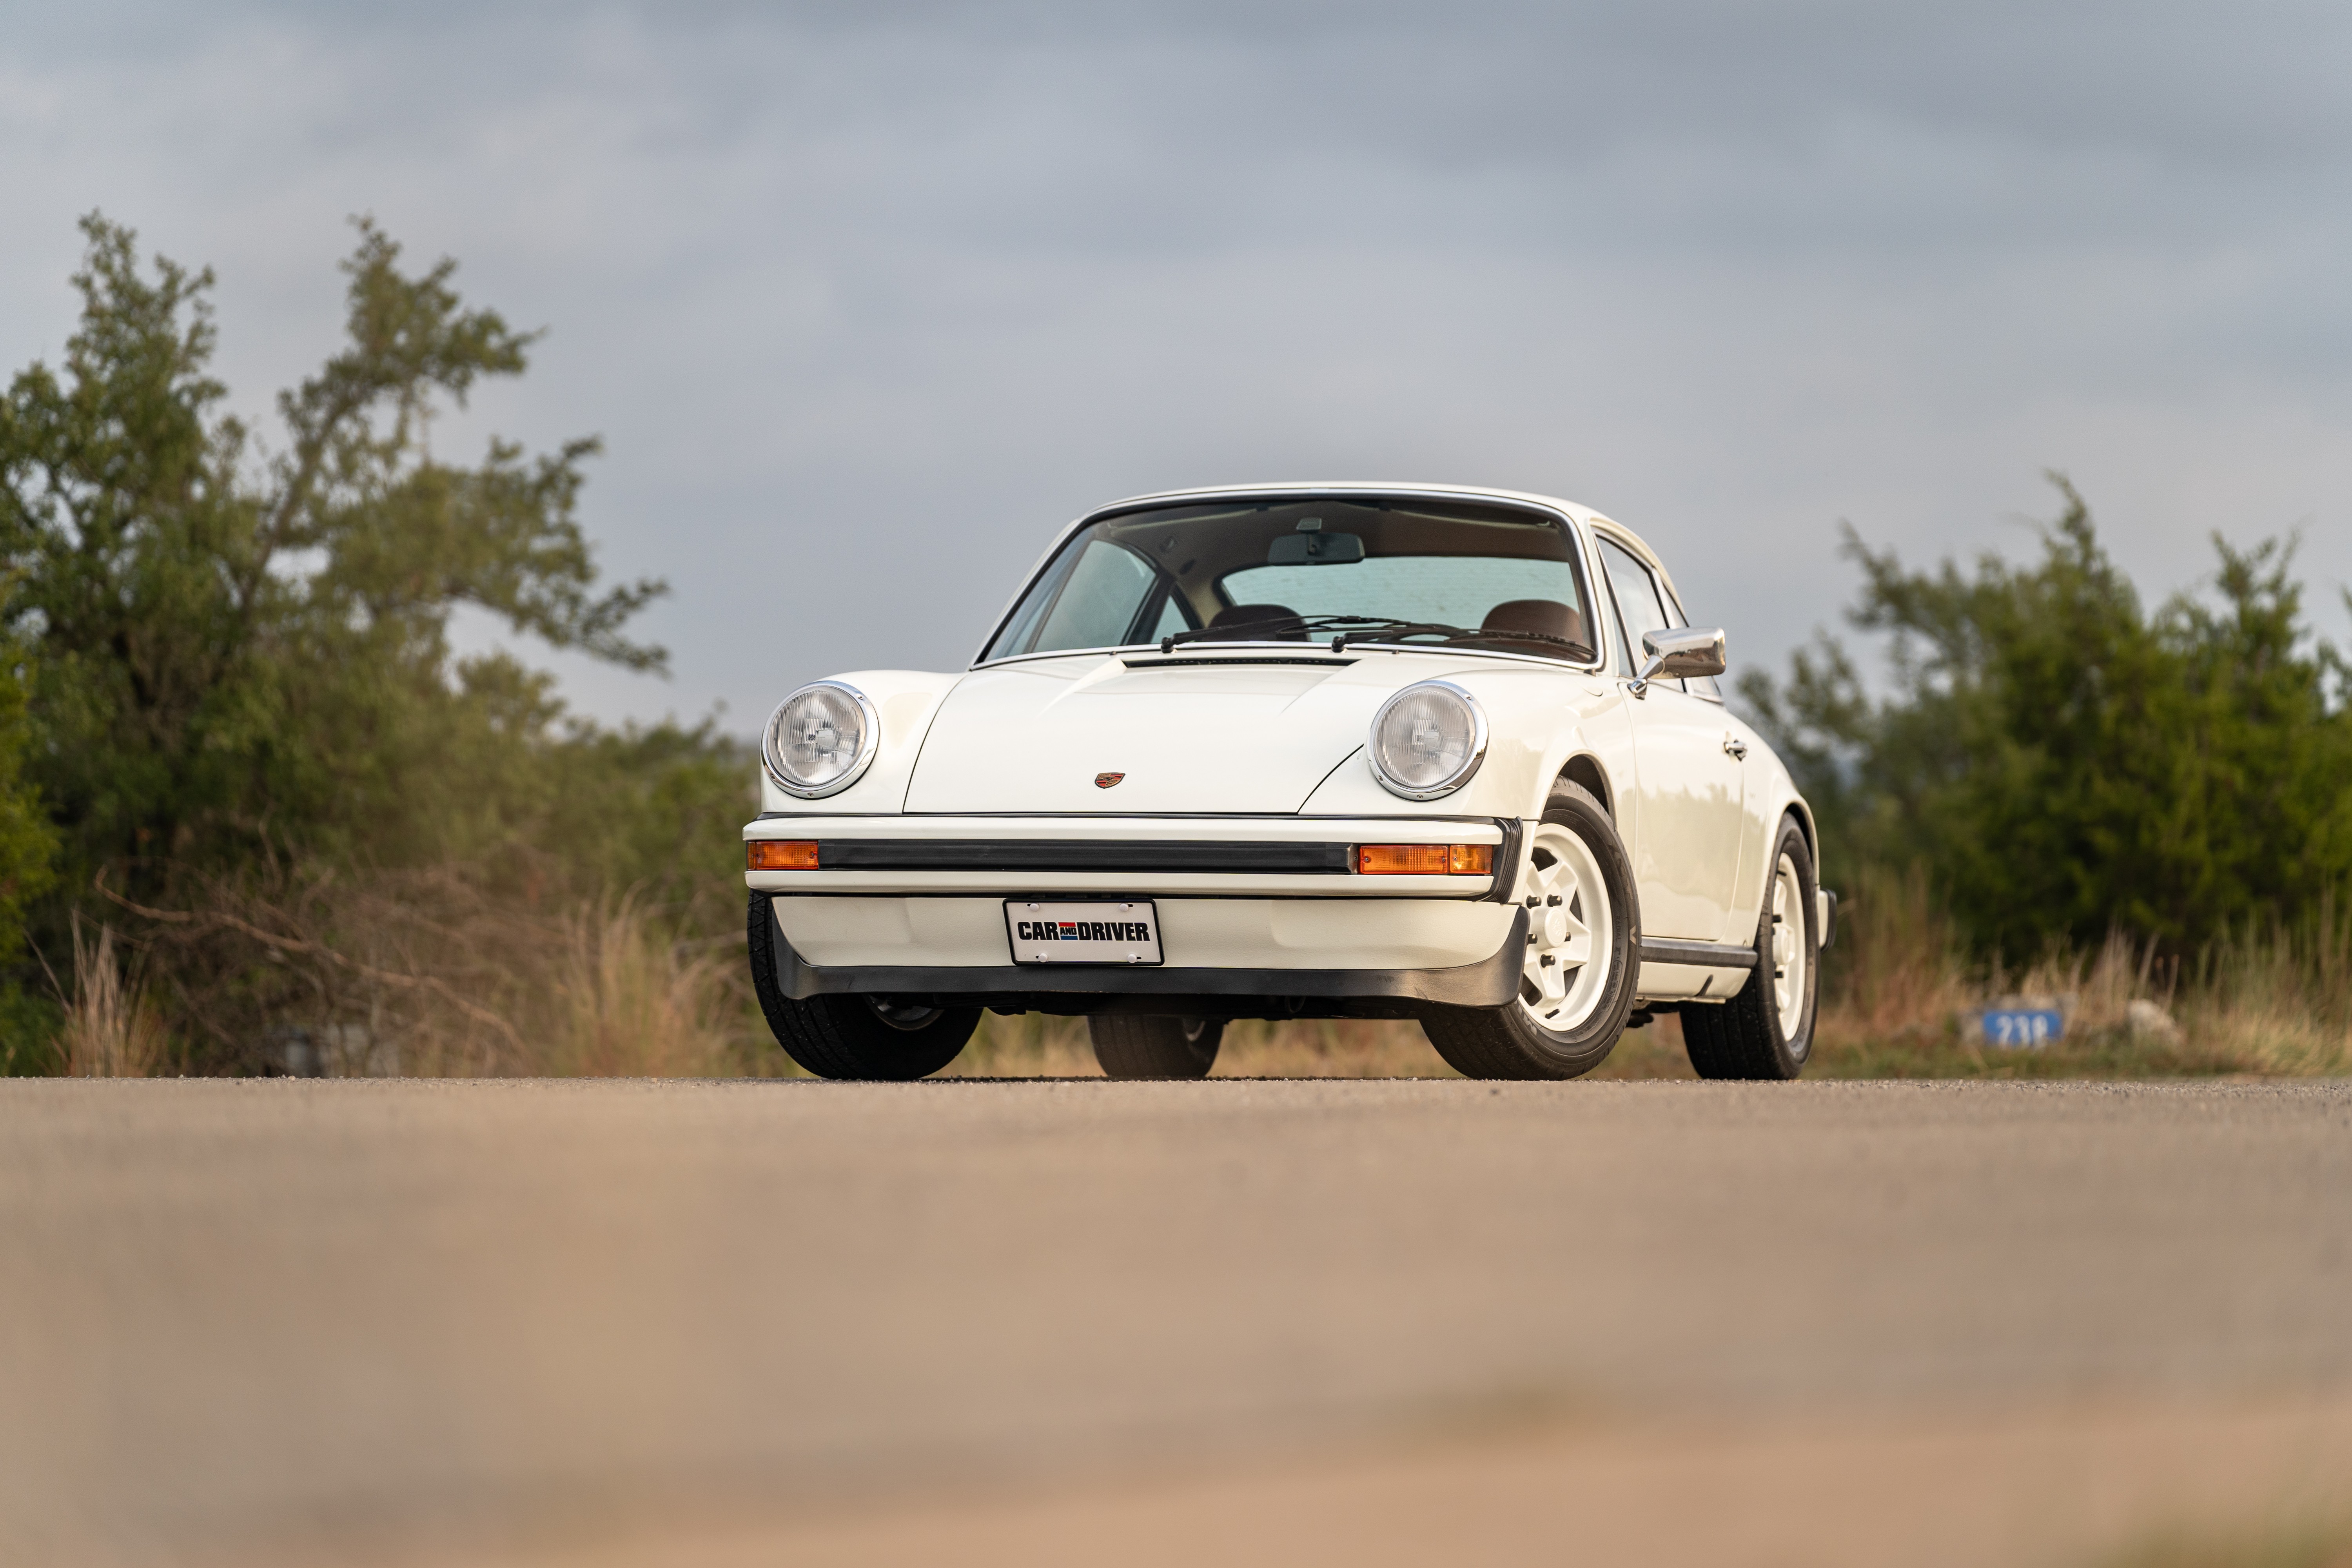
xmin=950 ymin=1010 xmax=1711 ymax=1080
xmin=1588 ymin=1013 xmax=1700 ymax=1078
xmin=2178 ymin=899 xmax=2352 ymax=1076
xmin=1807 ymin=867 xmax=2352 ymax=1080
xmin=107 ymin=867 xmax=769 ymax=1078
xmin=92 ymin=854 xmax=2352 ymax=1080
xmin=373 ymin=891 xmax=772 ymax=1079
xmin=1214 ymin=1018 xmax=1455 ymax=1078
xmin=57 ymin=918 xmax=170 ymax=1077
xmin=1814 ymin=861 xmax=1975 ymax=1055
xmin=947 ymin=1013 xmax=1461 ymax=1079
xmin=534 ymin=895 xmax=746 ymax=1078
xmin=946 ymin=1011 xmax=1098 ymax=1077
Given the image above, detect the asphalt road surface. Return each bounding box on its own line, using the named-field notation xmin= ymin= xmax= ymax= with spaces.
xmin=5 ymin=1078 xmax=2350 ymax=1567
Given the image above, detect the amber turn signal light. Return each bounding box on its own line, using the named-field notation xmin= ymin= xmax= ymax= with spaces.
xmin=748 ymin=840 xmax=819 ymax=871
xmin=1356 ymin=843 xmax=1493 ymax=875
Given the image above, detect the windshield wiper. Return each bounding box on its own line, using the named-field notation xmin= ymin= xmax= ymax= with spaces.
xmin=1305 ymin=615 xmax=1474 ymax=651
xmin=1155 ymin=616 xmax=1303 ymax=653
xmin=1152 ymin=614 xmax=1590 ymax=659
xmin=1303 ymin=616 xmax=1592 ymax=657
xmin=1153 ymin=613 xmax=1415 ymax=653
xmin=1428 ymin=626 xmax=1594 ymax=658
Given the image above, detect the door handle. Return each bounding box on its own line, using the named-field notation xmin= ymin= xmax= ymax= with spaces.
xmin=1722 ymin=734 xmax=1748 ymax=760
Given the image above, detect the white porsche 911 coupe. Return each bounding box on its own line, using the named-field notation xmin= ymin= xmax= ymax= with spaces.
xmin=746 ymin=484 xmax=1832 ymax=1082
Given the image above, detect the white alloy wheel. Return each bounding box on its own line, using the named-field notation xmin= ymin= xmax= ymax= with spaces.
xmin=1518 ymin=822 xmax=1614 ymax=1034
xmin=1769 ymin=851 xmax=1809 ymax=1039
xmin=1419 ymin=779 xmax=1635 ymax=1080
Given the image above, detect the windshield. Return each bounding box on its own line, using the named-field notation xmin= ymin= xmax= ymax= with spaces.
xmin=983 ymin=496 xmax=1597 ymax=664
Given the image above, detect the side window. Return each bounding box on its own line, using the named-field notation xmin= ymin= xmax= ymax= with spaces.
xmin=1597 ymin=538 xmax=1682 ymax=692
xmin=1149 ymin=593 xmax=1192 ymax=642
xmin=988 ymin=543 xmax=1085 ymax=659
xmin=1026 ymin=540 xmax=1160 ymax=654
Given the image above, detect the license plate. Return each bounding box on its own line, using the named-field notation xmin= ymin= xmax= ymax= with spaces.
xmin=1006 ymin=900 xmax=1163 ymax=965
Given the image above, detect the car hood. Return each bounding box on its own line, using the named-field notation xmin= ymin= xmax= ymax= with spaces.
xmin=904 ymin=653 xmax=1414 ymax=814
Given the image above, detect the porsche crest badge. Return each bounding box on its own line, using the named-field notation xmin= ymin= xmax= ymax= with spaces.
xmin=1094 ymin=772 xmax=1125 ymax=789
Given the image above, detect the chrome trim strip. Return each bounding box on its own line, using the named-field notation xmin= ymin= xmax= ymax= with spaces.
xmin=1636 ymin=937 xmax=1760 ymax=971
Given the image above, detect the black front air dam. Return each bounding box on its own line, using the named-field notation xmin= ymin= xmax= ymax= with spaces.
xmin=753 ymin=898 xmax=1529 ymax=1021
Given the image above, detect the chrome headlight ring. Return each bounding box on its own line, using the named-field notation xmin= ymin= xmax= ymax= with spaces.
xmin=1367 ymin=680 xmax=1489 ymax=801
xmin=762 ymin=681 xmax=881 ymax=799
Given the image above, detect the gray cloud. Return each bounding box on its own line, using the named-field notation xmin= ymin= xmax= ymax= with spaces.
xmin=6 ymin=1 xmax=2351 ymax=727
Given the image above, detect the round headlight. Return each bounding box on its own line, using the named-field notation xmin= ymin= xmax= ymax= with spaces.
xmin=763 ymin=681 xmax=880 ymax=798
xmin=1368 ymin=682 xmax=1488 ymax=800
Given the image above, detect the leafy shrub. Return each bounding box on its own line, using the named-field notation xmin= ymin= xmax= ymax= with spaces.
xmin=0 ymin=216 xmax=749 ymax=1072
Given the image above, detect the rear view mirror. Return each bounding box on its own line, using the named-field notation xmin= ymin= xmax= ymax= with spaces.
xmin=1265 ymin=531 xmax=1365 ymax=566
xmin=1632 ymin=627 xmax=1726 ymax=695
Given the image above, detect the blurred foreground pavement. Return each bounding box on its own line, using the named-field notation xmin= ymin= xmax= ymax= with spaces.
xmin=3 ymin=1078 xmax=2348 ymax=1567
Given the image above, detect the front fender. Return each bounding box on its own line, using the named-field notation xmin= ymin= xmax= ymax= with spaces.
xmin=1299 ymin=666 xmax=1635 ymax=827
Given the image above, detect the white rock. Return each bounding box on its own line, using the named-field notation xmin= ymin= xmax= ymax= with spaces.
xmin=2126 ymin=998 xmax=2182 ymax=1043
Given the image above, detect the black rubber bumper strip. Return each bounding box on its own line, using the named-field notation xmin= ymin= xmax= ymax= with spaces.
xmin=1635 ymin=936 xmax=1760 ymax=969
xmin=814 ymin=840 xmax=1354 ymax=874
xmin=766 ymin=905 xmax=1529 ymax=1008
xmin=1481 ymin=818 xmax=1524 ymax=904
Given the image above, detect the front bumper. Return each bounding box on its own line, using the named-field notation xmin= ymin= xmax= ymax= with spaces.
xmin=744 ymin=815 xmax=1527 ymax=1018
xmin=756 ymin=897 xmax=1528 ymax=1018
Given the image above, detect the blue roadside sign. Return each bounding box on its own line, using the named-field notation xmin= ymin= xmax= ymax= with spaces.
xmin=1981 ymin=1008 xmax=2063 ymax=1047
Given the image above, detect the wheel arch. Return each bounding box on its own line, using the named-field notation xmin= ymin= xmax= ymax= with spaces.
xmin=1557 ymin=751 xmax=1614 ymax=818
xmin=1782 ymin=794 xmax=1820 ymax=872
xmin=1546 ymin=751 xmax=1642 ymax=948
xmin=1750 ymin=793 xmax=1824 ymax=946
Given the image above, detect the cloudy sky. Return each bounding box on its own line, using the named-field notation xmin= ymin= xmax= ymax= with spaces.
xmin=7 ymin=1 xmax=2351 ymax=730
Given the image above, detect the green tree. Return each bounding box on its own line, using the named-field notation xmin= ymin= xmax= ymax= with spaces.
xmin=0 ymin=608 xmax=57 ymax=954
xmin=2 ymin=216 xmax=751 ymax=1070
xmin=0 ymin=604 xmax=62 ymax=1072
xmin=1741 ymin=477 xmax=2352 ymax=952
xmin=0 ymin=214 xmax=666 ymax=909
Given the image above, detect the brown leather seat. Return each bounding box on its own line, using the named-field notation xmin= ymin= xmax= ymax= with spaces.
xmin=1481 ymin=599 xmax=1585 ymax=649
xmin=1201 ymin=603 xmax=1307 ymax=641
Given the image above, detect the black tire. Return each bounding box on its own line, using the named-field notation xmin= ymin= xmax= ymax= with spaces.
xmin=1418 ymin=780 xmax=1639 ymax=1080
xmin=1089 ymin=1015 xmax=1223 ymax=1079
xmin=1682 ymin=816 xmax=1818 ymax=1080
xmin=748 ymin=894 xmax=978 ymax=1079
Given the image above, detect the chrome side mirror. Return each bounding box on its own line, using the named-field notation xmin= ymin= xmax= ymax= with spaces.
xmin=1629 ymin=627 xmax=1727 ymax=697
